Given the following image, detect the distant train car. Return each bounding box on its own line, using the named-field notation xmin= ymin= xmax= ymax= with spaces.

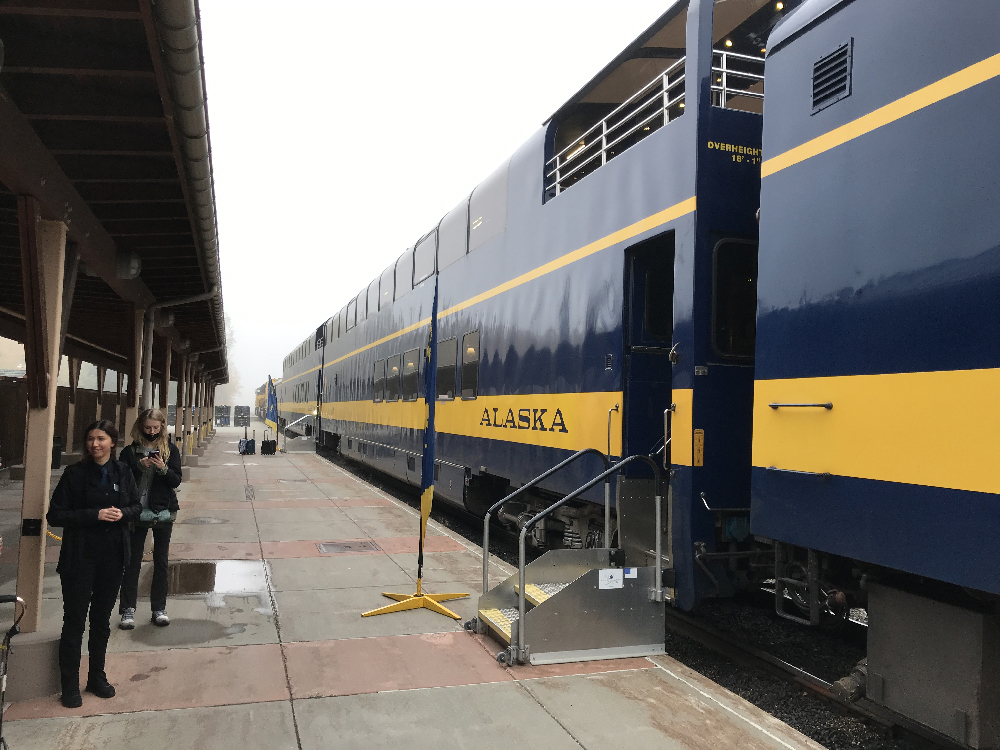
xmin=254 ymin=382 xmax=267 ymax=419
xmin=752 ymin=0 xmax=1000 ymax=742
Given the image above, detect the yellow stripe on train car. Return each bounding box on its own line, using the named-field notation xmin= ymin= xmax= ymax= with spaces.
xmin=752 ymin=369 xmax=1000 ymax=495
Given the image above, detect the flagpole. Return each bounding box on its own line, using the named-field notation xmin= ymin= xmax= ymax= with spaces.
xmin=363 ymin=276 xmax=468 ymax=618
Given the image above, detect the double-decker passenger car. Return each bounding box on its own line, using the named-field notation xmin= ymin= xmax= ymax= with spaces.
xmin=279 ymin=0 xmax=782 ymax=608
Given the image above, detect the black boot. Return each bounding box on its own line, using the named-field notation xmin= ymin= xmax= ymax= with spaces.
xmin=85 ymin=672 xmax=116 ymax=699
xmin=60 ymin=675 xmax=82 ymax=708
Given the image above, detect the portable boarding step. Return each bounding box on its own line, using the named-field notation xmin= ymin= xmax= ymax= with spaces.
xmin=476 ymin=548 xmax=666 ymax=664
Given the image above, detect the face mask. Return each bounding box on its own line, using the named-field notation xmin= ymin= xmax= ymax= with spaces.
xmin=143 ymin=432 xmax=158 ymax=443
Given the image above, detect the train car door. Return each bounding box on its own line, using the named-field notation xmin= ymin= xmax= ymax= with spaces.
xmin=623 ymin=232 xmax=674 ymax=459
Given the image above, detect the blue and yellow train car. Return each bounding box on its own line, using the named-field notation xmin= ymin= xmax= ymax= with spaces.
xmin=753 ymin=0 xmax=1000 ymax=742
xmin=278 ymin=0 xmax=792 ymax=612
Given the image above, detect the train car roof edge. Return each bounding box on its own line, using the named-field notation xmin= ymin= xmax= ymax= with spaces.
xmin=542 ymin=0 xmax=688 ymax=126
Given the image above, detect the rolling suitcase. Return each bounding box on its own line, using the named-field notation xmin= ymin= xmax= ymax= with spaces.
xmin=239 ymin=429 xmax=256 ymax=455
xmin=261 ymin=440 xmax=277 ymax=455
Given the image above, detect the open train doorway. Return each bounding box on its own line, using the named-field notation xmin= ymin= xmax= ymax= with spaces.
xmin=623 ymin=232 xmax=675 ymax=460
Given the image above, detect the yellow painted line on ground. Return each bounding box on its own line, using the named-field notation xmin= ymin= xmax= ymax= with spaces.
xmin=762 ymin=52 xmax=1000 ymax=178
xmin=752 ymin=369 xmax=1000 ymax=495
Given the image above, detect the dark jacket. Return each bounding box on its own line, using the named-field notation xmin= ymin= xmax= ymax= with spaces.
xmin=46 ymin=459 xmax=142 ymax=574
xmin=119 ymin=441 xmax=182 ymax=513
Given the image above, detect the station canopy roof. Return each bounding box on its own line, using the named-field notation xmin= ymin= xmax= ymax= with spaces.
xmin=0 ymin=0 xmax=227 ymax=383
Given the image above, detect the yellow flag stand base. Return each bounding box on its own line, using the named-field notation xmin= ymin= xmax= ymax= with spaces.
xmin=362 ymin=579 xmax=469 ymax=619
xmin=362 ymin=486 xmax=469 ymax=619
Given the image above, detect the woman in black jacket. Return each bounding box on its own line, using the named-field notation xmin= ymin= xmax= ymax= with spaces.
xmin=118 ymin=408 xmax=182 ymax=629
xmin=46 ymin=419 xmax=141 ymax=708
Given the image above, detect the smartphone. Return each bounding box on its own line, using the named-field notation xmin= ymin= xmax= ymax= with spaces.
xmin=148 ymin=450 xmax=160 ymax=458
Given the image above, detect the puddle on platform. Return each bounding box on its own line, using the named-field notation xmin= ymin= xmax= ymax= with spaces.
xmin=138 ymin=560 xmax=268 ymax=597
xmin=131 ymin=560 xmax=271 ymax=646
xmin=178 ymin=516 xmax=225 ymax=524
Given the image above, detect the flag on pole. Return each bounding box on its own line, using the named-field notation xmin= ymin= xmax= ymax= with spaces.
xmin=265 ymin=375 xmax=278 ymax=433
xmin=417 ymin=278 xmax=440 ymax=579
xmin=362 ymin=277 xmax=468 ymax=618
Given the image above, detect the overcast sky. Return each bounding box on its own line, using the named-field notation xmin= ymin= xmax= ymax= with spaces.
xmin=202 ymin=0 xmax=671 ymax=405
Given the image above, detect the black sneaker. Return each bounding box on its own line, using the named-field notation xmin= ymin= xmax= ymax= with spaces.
xmin=119 ymin=607 xmax=135 ymax=630
xmin=61 ymin=690 xmax=83 ymax=708
xmin=85 ymin=677 xmax=116 ymax=699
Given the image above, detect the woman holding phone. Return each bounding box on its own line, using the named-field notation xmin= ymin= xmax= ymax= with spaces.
xmin=118 ymin=408 xmax=182 ymax=629
xmin=47 ymin=420 xmax=141 ymax=707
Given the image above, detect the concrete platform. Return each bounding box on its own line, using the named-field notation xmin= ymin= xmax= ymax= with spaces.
xmin=0 ymin=420 xmax=826 ymax=749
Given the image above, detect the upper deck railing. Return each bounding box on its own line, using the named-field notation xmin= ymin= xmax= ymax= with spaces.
xmin=711 ymin=50 xmax=765 ymax=109
xmin=544 ymin=51 xmax=765 ymax=199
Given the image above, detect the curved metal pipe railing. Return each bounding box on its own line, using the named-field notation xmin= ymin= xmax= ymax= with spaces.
xmin=481 ymin=448 xmax=609 ymax=595
xmin=515 ymin=454 xmax=663 ymax=663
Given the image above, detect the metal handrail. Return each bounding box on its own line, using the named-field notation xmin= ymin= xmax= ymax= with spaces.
xmin=514 ymin=454 xmax=663 ymax=663
xmin=711 ymin=50 xmax=765 ymax=105
xmin=547 ymin=56 xmax=686 ymax=167
xmin=545 ymin=65 xmax=686 ymax=195
xmin=544 ymin=80 xmax=685 ymax=189
xmin=481 ymin=448 xmax=610 ymax=594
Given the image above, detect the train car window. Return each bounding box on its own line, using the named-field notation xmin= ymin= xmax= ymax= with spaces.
xmin=461 ymin=331 xmax=480 ymax=399
xmin=644 ymin=252 xmax=673 ymax=340
xmin=712 ymin=240 xmax=758 ymax=359
xmin=373 ymin=359 xmax=385 ymax=402
xmin=395 ymin=248 xmax=413 ymax=301
xmin=346 ymin=298 xmax=356 ymax=331
xmin=357 ymin=289 xmax=368 ymax=325
xmin=367 ymin=278 xmax=379 ymax=318
xmin=436 ymin=337 xmax=457 ymax=400
xmin=385 ymin=354 xmax=401 ymax=401
xmin=331 ymin=312 xmax=340 ymax=339
xmin=413 ymin=230 xmax=437 ymax=286
xmin=437 ymin=198 xmax=469 ymax=271
xmin=469 ymin=159 xmax=509 ymax=253
xmin=401 ymin=349 xmax=420 ymax=401
xmin=379 ymin=264 xmax=395 ymax=310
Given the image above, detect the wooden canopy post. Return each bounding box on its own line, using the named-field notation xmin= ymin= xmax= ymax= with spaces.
xmin=16 ymin=196 xmax=66 ymax=633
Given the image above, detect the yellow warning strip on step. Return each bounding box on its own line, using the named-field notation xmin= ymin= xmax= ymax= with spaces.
xmin=478 ymin=608 xmax=513 ymax=643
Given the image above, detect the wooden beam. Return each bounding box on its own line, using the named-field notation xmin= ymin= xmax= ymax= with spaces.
xmin=159 ymin=336 xmax=171 ymax=410
xmin=0 ymin=82 xmax=155 ymax=308
xmin=0 ymin=7 xmax=142 ymax=20
xmin=17 ymin=213 xmax=66 ymax=633
xmin=2 ymin=67 xmax=156 ymax=78
xmin=58 ymin=243 xmax=80 ymax=358
xmin=18 ymin=195 xmax=47 ymax=408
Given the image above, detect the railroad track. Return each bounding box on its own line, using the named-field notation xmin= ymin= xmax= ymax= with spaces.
xmin=663 ymin=608 xmax=963 ymax=750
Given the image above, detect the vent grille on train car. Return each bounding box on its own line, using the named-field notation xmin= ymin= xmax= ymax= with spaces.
xmin=812 ymin=40 xmax=853 ymax=113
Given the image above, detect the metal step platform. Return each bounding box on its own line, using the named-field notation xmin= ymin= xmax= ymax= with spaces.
xmin=472 ymin=451 xmax=672 ymax=667
xmin=517 ymin=581 xmax=571 ymax=607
